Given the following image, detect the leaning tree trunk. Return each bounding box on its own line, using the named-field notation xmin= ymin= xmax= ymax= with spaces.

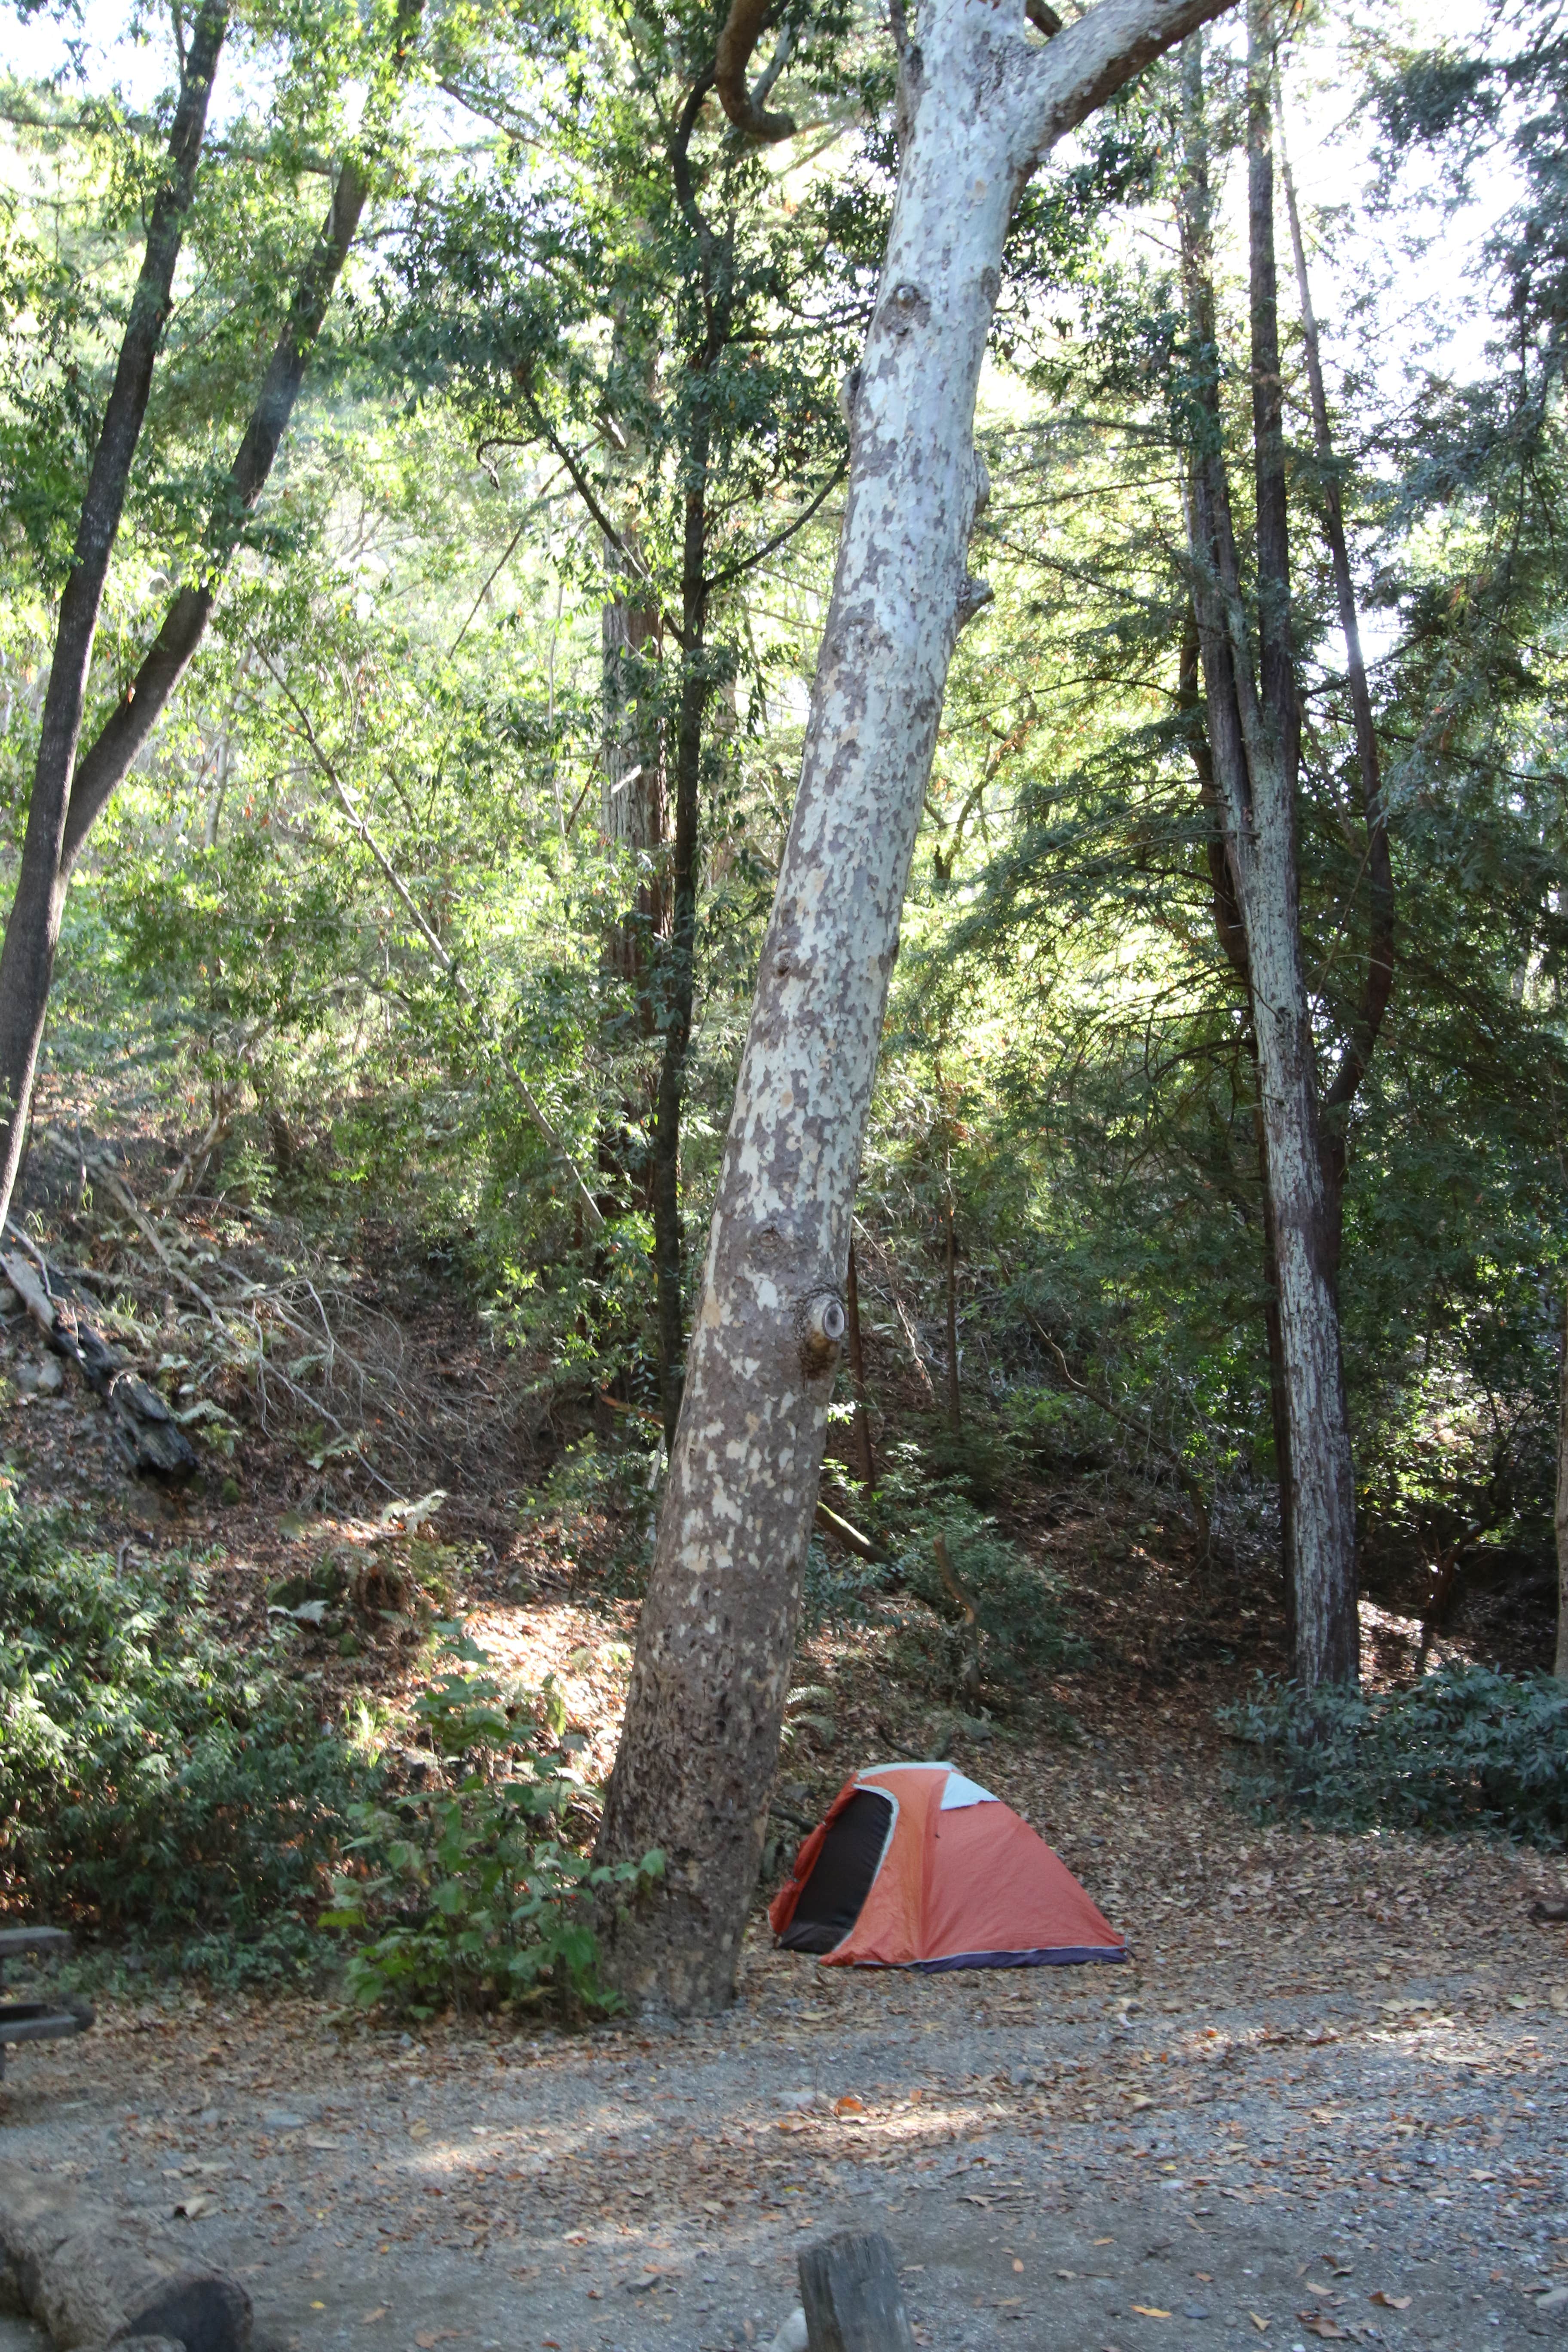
xmin=594 ymin=0 xmax=1238 ymax=2014
xmin=59 ymin=0 xmax=425 ymax=879
xmin=0 ymin=0 xmax=422 ymax=1227
xmin=0 ymin=0 xmax=228 ymax=1229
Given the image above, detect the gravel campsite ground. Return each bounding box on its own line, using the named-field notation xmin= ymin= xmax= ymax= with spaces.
xmin=4 ymin=1146 xmax=1568 ymax=2352
xmin=6 ymin=1727 xmax=1568 ymax=2352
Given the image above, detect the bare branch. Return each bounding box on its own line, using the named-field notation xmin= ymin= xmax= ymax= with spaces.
xmin=706 ymin=458 xmax=848 ymax=592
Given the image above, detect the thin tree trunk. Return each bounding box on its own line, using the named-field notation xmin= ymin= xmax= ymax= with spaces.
xmin=649 ymin=399 xmax=712 ymax=1454
xmin=61 ymin=0 xmax=425 ymax=877
xmin=594 ymin=0 xmax=1238 ymax=2014
xmin=1246 ymin=0 xmax=1303 ymax=1625
xmin=1180 ymin=607 xmax=1294 ymax=1586
xmin=600 ymin=324 xmax=670 ymax=1009
xmin=1277 ymin=85 xmax=1394 ymax=1254
xmin=1246 ymin=0 xmax=1297 ymax=797
xmin=944 ymin=1201 xmax=962 ymax=1435
xmin=845 ymin=1236 xmax=876 ymax=1488
xmin=600 ymin=574 xmax=668 ymax=1000
xmin=0 ymin=0 xmax=228 ymax=1226
xmin=1179 ymin=25 xmax=1357 ymax=1689
xmin=1556 ymin=1285 xmax=1568 ymax=1683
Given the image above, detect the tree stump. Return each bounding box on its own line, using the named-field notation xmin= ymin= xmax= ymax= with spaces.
xmin=798 ymin=2232 xmax=916 ymax=2352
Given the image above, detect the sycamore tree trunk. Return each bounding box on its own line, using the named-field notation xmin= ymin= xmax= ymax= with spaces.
xmin=1179 ymin=22 xmax=1358 ymax=1690
xmin=594 ymin=0 xmax=1237 ymax=2014
xmin=0 ymin=0 xmax=228 ymax=1225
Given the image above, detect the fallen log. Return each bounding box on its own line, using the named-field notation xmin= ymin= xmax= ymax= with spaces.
xmin=0 ymin=2163 xmax=250 ymax=2352
xmin=0 ymin=1247 xmax=196 ymax=1481
xmin=813 ymin=1499 xmax=885 ymax=1564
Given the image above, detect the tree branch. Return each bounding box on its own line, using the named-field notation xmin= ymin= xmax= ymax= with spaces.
xmin=1020 ymin=0 xmax=1241 ymax=167
xmin=714 ymin=0 xmax=796 ymax=141
xmin=706 ymin=457 xmax=848 ymax=591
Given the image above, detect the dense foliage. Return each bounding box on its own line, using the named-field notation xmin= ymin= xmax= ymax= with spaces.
xmin=0 ymin=1492 xmax=378 ymax=1962
xmin=1224 ymin=1667 xmax=1568 ymax=1845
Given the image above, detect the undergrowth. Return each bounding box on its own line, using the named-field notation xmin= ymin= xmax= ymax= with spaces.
xmin=324 ymin=1630 xmax=662 ymax=2019
xmin=0 ymin=1489 xmax=379 ymax=1973
xmin=1222 ymin=1665 xmax=1568 ymax=1844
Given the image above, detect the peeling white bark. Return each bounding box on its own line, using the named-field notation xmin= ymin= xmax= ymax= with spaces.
xmin=595 ymin=0 xmax=1239 ymax=2015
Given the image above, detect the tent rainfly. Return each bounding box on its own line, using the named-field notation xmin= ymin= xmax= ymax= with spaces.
xmin=769 ymin=1761 xmax=1126 ymax=1971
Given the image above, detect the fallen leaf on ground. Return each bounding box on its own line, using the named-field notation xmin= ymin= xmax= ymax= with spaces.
xmin=172 ymin=2195 xmax=211 ymax=2219
xmin=1369 ymin=2292 xmax=1410 ymax=2310
xmin=360 ymin=2310 xmax=388 ymax=2325
xmin=1248 ymin=2316 xmax=1268 ymax=2333
xmin=1130 ymin=2306 xmax=1171 ymax=2319
xmin=833 ymin=2095 xmax=866 ymax=2116
xmin=408 ymin=2121 xmax=431 ymax=2141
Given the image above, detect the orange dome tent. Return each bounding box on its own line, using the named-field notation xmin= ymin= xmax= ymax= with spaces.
xmin=769 ymin=1762 xmax=1126 ymax=1971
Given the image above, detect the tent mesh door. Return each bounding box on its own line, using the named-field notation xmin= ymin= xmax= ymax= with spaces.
xmin=778 ymin=1790 xmax=894 ymax=1954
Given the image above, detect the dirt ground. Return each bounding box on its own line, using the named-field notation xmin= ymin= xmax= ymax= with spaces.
xmin=6 ymin=1724 xmax=1568 ymax=2352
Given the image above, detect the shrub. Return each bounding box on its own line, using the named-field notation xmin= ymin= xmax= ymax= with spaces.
xmin=860 ymin=1455 xmax=1079 ymax=1705
xmin=0 ymin=1492 xmax=377 ymax=1957
xmin=1222 ymin=1665 xmax=1568 ymax=1844
xmin=801 ymin=1535 xmax=891 ymax=1633
xmin=324 ymin=1632 xmax=662 ymax=2019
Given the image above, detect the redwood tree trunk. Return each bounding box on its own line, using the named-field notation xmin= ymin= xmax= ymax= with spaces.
xmin=1556 ymin=1284 xmax=1568 ymax=1683
xmin=594 ymin=0 xmax=1237 ymax=2014
xmin=651 ymin=584 xmax=709 ymax=1452
xmin=1277 ymin=92 xmax=1394 ymax=1261
xmin=1180 ymin=21 xmax=1358 ymax=1689
xmin=0 ymin=0 xmax=228 ymax=1225
xmin=600 ymin=575 xmax=669 ymax=1001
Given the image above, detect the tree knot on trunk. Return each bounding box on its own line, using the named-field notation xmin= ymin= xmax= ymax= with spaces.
xmin=796 ymin=1288 xmax=847 ymax=1377
xmin=881 ymin=280 xmax=931 ymax=333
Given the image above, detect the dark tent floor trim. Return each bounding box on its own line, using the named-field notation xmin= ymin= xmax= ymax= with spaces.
xmin=903 ymin=1944 xmax=1129 ymax=1972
